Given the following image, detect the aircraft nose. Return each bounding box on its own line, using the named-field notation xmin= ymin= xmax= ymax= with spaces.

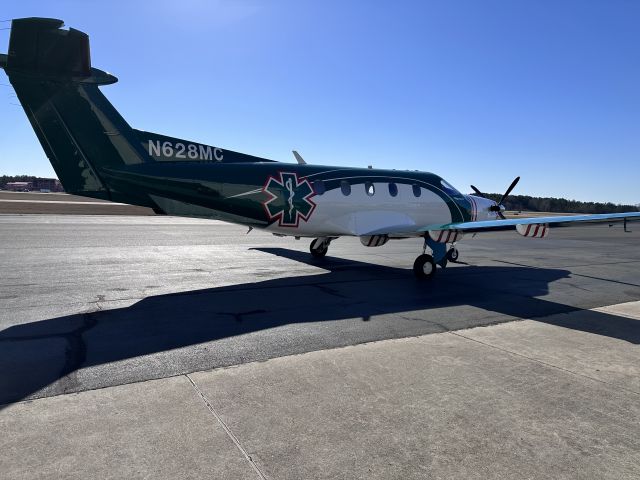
xmin=483 ymin=197 xmax=499 ymax=210
xmin=469 ymin=195 xmax=500 ymax=220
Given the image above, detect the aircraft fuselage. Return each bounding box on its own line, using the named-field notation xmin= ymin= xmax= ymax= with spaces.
xmin=102 ymin=159 xmax=496 ymax=237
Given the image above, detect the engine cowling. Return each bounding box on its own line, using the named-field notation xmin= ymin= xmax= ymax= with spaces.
xmin=360 ymin=235 xmax=389 ymax=247
xmin=516 ymin=223 xmax=549 ymax=238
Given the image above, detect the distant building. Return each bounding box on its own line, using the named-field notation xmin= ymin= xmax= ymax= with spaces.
xmin=6 ymin=181 xmax=33 ymax=191
xmin=2 ymin=178 xmax=64 ymax=192
xmin=32 ymin=178 xmax=63 ymax=192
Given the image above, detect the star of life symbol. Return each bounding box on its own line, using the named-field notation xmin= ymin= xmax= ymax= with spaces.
xmin=262 ymin=172 xmax=317 ymax=227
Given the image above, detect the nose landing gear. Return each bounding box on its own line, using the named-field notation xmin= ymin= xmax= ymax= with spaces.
xmin=310 ymin=237 xmax=333 ymax=258
xmin=413 ymin=254 xmax=436 ymax=279
xmin=413 ymin=234 xmax=460 ymax=279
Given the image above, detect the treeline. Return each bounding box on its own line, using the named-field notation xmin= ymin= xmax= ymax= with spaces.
xmin=484 ymin=193 xmax=639 ymax=214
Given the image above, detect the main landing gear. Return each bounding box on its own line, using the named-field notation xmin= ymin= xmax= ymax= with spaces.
xmin=310 ymin=237 xmax=333 ymax=258
xmin=413 ymin=235 xmax=460 ymax=280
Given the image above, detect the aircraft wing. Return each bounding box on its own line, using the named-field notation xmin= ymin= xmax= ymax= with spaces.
xmin=361 ymin=212 xmax=640 ymax=238
xmin=422 ymin=212 xmax=640 ymax=234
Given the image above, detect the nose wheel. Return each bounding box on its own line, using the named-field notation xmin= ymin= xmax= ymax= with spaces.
xmin=446 ymin=247 xmax=459 ymax=262
xmin=310 ymin=237 xmax=332 ymax=258
xmin=413 ymin=254 xmax=436 ymax=280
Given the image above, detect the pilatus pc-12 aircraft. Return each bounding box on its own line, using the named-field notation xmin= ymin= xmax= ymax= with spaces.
xmin=2 ymin=18 xmax=639 ymax=279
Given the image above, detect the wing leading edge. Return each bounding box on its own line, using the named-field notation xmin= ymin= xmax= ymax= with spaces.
xmin=422 ymin=212 xmax=640 ymax=234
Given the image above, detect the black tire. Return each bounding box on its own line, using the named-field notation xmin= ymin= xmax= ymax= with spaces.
xmin=447 ymin=248 xmax=459 ymax=262
xmin=413 ymin=254 xmax=436 ymax=280
xmin=310 ymin=239 xmax=328 ymax=258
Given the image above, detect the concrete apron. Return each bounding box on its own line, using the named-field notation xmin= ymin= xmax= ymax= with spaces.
xmin=1 ymin=301 xmax=639 ymax=480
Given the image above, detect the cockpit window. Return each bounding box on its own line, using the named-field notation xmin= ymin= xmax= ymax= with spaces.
xmin=440 ymin=179 xmax=462 ymax=197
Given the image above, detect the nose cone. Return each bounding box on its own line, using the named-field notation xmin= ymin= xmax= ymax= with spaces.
xmin=468 ymin=195 xmax=500 ymax=221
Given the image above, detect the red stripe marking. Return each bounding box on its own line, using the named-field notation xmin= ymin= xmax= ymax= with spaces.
xmin=525 ymin=224 xmax=532 ymax=236
xmin=533 ymin=225 xmax=540 ymax=237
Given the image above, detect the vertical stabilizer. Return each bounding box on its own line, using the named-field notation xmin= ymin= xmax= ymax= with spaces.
xmin=1 ymin=18 xmax=148 ymax=201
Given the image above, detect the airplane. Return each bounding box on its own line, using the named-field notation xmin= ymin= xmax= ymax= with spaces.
xmin=1 ymin=17 xmax=638 ymax=280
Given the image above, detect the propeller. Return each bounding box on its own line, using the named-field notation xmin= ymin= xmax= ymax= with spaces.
xmin=470 ymin=176 xmax=520 ymax=220
xmin=497 ymin=176 xmax=520 ymax=207
xmin=470 ymin=185 xmax=485 ymax=198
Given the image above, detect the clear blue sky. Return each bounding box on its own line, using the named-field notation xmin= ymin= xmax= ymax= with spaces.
xmin=1 ymin=0 xmax=638 ymax=204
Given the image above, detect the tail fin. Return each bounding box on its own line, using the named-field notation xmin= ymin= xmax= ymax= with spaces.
xmin=1 ymin=18 xmax=149 ymax=202
xmin=1 ymin=17 xmax=277 ymax=205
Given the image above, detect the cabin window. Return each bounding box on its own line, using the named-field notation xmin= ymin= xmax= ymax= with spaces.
xmin=313 ymin=180 xmax=326 ymax=195
xmin=412 ymin=184 xmax=421 ymax=197
xmin=340 ymin=180 xmax=351 ymax=196
xmin=388 ymin=183 xmax=398 ymax=197
xmin=365 ymin=182 xmax=375 ymax=196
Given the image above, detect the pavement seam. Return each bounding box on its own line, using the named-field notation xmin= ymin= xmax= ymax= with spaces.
xmin=185 ymin=374 xmax=268 ymax=480
xmin=449 ymin=331 xmax=640 ymax=396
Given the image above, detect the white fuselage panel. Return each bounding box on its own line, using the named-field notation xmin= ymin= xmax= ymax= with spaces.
xmin=266 ymin=183 xmax=453 ymax=237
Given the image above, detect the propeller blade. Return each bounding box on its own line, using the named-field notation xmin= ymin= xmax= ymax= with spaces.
xmin=498 ymin=176 xmax=520 ymax=205
xmin=470 ymin=185 xmax=485 ymax=198
xmin=497 ymin=211 xmax=506 ymax=220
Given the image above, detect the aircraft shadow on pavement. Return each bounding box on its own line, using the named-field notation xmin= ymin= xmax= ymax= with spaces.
xmin=1 ymin=247 xmax=638 ymax=407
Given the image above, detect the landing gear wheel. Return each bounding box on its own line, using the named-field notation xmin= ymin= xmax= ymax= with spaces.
xmin=310 ymin=238 xmax=329 ymax=258
xmin=413 ymin=254 xmax=436 ymax=280
xmin=447 ymin=247 xmax=459 ymax=262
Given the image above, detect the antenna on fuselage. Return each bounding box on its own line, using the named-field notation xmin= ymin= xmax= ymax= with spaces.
xmin=292 ymin=151 xmax=306 ymax=164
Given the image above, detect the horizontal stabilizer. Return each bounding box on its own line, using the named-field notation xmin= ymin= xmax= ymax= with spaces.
xmin=2 ymin=17 xmax=116 ymax=84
